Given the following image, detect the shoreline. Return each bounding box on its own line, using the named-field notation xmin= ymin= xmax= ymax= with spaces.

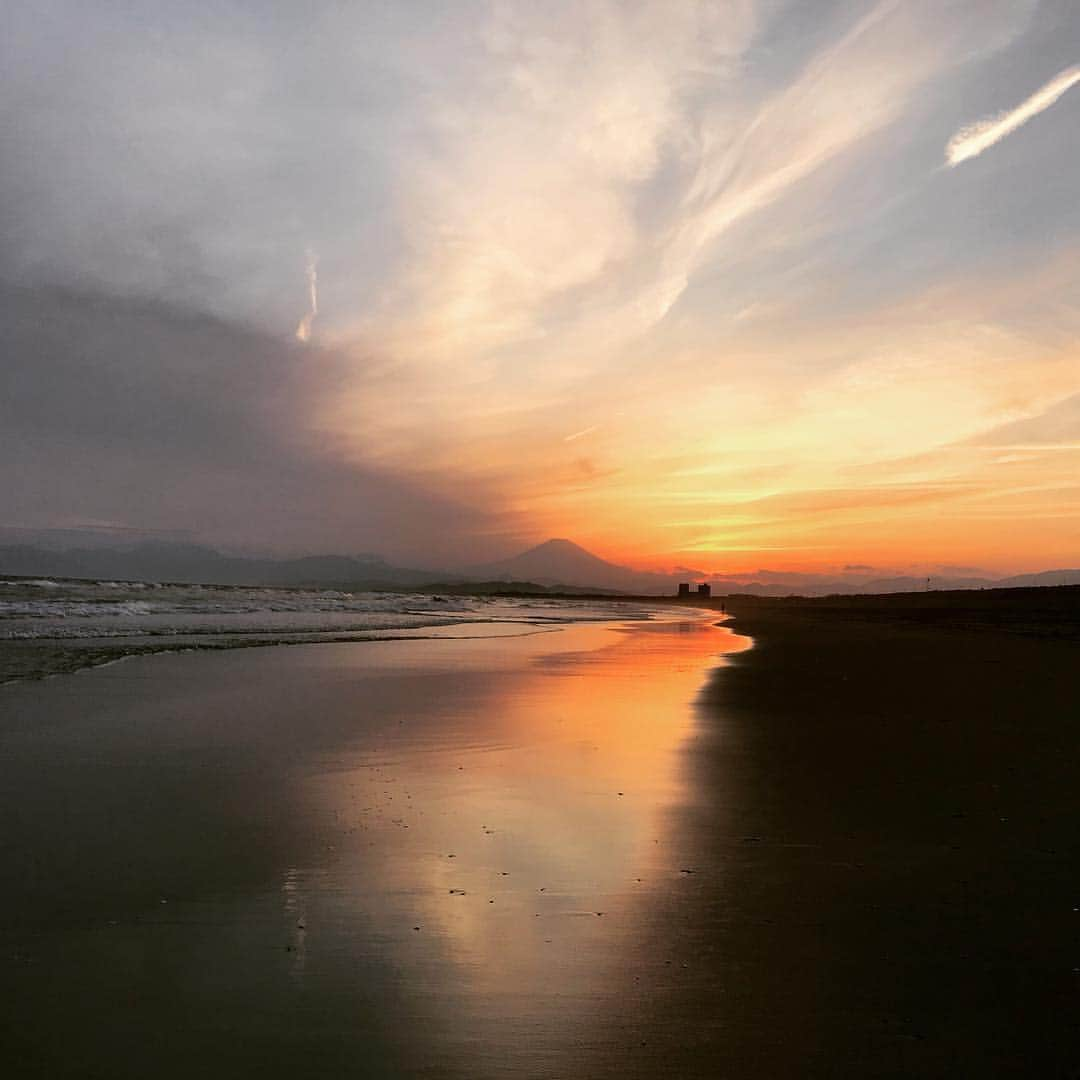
xmin=0 ymin=622 xmax=575 ymax=687
xmin=4 ymin=579 xmax=1075 ymax=685
xmin=0 ymin=597 xmax=693 ymax=685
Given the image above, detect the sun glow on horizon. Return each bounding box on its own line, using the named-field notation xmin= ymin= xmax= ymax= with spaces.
xmin=297 ymin=5 xmax=1080 ymax=575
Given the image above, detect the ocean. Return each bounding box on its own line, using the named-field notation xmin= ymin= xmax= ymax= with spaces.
xmin=0 ymin=576 xmax=659 ymax=683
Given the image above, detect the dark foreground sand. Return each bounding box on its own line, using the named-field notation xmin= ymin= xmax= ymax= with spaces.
xmin=674 ymin=589 xmax=1080 ymax=1077
xmin=1 ymin=594 xmax=1078 ymax=1078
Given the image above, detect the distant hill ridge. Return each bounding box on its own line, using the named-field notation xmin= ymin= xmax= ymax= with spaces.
xmin=1 ymin=538 xmax=1077 ymax=596
xmin=0 ymin=541 xmax=448 ymax=589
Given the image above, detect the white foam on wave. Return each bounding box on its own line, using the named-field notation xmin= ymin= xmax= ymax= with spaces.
xmin=0 ymin=579 xmax=657 ymax=645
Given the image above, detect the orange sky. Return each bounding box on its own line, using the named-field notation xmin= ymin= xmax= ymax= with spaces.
xmin=4 ymin=2 xmax=1079 ymax=575
xmin=304 ymin=4 xmax=1080 ymax=575
xmin=320 ymin=246 xmax=1080 ymax=575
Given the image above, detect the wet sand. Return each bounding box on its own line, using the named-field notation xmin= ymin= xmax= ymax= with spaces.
xmin=0 ymin=613 xmax=748 ymax=1078
xmin=3 ymin=597 xmax=1078 ymax=1077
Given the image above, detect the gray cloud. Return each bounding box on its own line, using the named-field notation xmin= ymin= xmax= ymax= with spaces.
xmin=0 ymin=2 xmax=525 ymax=560
xmin=0 ymin=1 xmax=415 ymax=330
xmin=0 ymin=283 xmax=513 ymax=562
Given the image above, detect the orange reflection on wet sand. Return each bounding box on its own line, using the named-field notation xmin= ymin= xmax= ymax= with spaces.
xmin=0 ymin=607 xmax=749 ymax=1079
xmin=284 ymin=612 xmax=750 ymax=1062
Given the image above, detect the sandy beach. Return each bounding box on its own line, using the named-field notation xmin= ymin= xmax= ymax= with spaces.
xmin=2 ymin=594 xmax=1078 ymax=1078
xmin=677 ymin=591 xmax=1080 ymax=1076
xmin=1 ymin=611 xmax=747 ymax=1078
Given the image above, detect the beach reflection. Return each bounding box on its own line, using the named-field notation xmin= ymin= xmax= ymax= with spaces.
xmin=0 ymin=610 xmax=748 ymax=1079
xmin=282 ymin=614 xmax=750 ymax=1071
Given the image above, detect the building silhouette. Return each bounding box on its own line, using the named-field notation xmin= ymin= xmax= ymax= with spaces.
xmin=677 ymin=582 xmax=711 ymax=599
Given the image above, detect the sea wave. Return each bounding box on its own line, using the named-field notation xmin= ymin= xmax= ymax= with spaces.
xmin=0 ymin=576 xmax=668 ymax=682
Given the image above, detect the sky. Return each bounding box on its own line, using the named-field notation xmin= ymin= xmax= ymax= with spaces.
xmin=2 ymin=0 xmax=1079 ymax=574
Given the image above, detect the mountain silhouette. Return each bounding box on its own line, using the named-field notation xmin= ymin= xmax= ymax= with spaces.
xmin=469 ymin=538 xmax=675 ymax=591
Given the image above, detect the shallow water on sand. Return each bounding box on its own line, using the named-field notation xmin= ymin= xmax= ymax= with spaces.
xmin=0 ymin=612 xmax=747 ymax=1078
xmin=0 ymin=578 xmax=664 ymax=683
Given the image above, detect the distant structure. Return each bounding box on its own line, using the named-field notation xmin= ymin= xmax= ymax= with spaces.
xmin=677 ymin=582 xmax=711 ymax=599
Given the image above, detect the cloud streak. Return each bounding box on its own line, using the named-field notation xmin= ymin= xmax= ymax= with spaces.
xmin=564 ymin=425 xmax=600 ymax=443
xmin=295 ymin=249 xmax=319 ymax=343
xmin=946 ymin=63 xmax=1080 ymax=166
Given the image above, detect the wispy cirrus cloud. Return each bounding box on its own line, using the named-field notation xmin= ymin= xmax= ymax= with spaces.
xmin=946 ymin=63 xmax=1080 ymax=166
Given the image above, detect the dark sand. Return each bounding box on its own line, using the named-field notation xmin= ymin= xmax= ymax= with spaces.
xmin=2 ymin=592 xmax=1078 ymax=1077
xmin=660 ymin=589 xmax=1080 ymax=1077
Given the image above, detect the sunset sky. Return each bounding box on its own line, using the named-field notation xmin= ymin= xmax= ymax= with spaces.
xmin=3 ymin=1 xmax=1079 ymax=574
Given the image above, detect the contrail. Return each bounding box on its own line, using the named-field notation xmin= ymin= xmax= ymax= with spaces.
xmin=563 ymin=425 xmax=599 ymax=442
xmin=946 ymin=64 xmax=1080 ymax=167
xmin=295 ymin=249 xmax=319 ymax=343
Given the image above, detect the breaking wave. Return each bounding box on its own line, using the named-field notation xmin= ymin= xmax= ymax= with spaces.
xmin=0 ymin=576 xmax=662 ymax=682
